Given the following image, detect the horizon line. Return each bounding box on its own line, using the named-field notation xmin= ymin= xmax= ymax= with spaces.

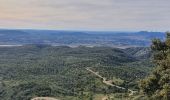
xmin=0 ymin=27 xmax=166 ymax=33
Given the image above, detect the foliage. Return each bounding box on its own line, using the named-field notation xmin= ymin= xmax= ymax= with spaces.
xmin=139 ymin=32 xmax=170 ymax=100
xmin=0 ymin=45 xmax=152 ymax=99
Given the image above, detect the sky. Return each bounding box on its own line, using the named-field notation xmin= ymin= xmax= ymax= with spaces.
xmin=0 ymin=0 xmax=170 ymax=31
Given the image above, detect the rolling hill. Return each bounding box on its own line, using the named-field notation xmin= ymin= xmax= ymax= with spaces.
xmin=0 ymin=29 xmax=165 ymax=47
xmin=0 ymin=29 xmax=165 ymax=99
xmin=0 ymin=45 xmax=153 ymax=100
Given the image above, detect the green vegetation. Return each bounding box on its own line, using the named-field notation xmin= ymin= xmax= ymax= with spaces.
xmin=139 ymin=33 xmax=170 ymax=100
xmin=0 ymin=45 xmax=152 ymax=100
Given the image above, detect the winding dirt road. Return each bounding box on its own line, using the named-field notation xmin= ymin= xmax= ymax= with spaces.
xmin=31 ymin=97 xmax=59 ymax=100
xmin=86 ymin=67 xmax=136 ymax=97
xmin=31 ymin=68 xmax=135 ymax=100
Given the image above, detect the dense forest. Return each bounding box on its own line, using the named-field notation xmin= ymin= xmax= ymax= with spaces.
xmin=0 ymin=45 xmax=152 ymax=100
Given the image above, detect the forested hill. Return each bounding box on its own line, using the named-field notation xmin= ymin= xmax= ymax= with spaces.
xmin=0 ymin=29 xmax=165 ymax=47
xmin=0 ymin=45 xmax=152 ymax=100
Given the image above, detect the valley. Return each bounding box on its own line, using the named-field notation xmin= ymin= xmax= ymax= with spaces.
xmin=0 ymin=0 xmax=169 ymax=99
xmin=0 ymin=45 xmax=152 ymax=100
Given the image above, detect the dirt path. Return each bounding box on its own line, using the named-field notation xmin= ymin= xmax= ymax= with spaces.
xmin=86 ymin=67 xmax=136 ymax=97
xmin=101 ymin=96 xmax=108 ymax=100
xmin=31 ymin=97 xmax=59 ymax=100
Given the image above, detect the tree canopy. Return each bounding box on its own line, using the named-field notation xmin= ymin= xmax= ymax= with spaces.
xmin=139 ymin=32 xmax=170 ymax=100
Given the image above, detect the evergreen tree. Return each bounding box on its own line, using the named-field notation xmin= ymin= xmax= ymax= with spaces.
xmin=139 ymin=32 xmax=170 ymax=100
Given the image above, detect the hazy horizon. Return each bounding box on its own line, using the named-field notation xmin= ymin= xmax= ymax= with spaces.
xmin=0 ymin=28 xmax=167 ymax=33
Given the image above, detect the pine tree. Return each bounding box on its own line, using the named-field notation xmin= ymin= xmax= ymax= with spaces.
xmin=139 ymin=32 xmax=170 ymax=100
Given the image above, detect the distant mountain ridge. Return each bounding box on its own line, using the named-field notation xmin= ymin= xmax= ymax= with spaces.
xmin=0 ymin=29 xmax=165 ymax=47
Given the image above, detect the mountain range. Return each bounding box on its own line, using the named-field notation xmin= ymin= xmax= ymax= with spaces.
xmin=0 ymin=29 xmax=165 ymax=48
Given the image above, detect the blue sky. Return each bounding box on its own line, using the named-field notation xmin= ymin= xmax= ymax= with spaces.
xmin=0 ymin=0 xmax=170 ymax=31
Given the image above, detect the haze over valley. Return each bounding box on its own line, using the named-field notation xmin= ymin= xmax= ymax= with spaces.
xmin=0 ymin=29 xmax=165 ymax=48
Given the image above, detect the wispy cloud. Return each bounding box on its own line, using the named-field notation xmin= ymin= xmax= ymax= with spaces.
xmin=0 ymin=0 xmax=170 ymax=31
